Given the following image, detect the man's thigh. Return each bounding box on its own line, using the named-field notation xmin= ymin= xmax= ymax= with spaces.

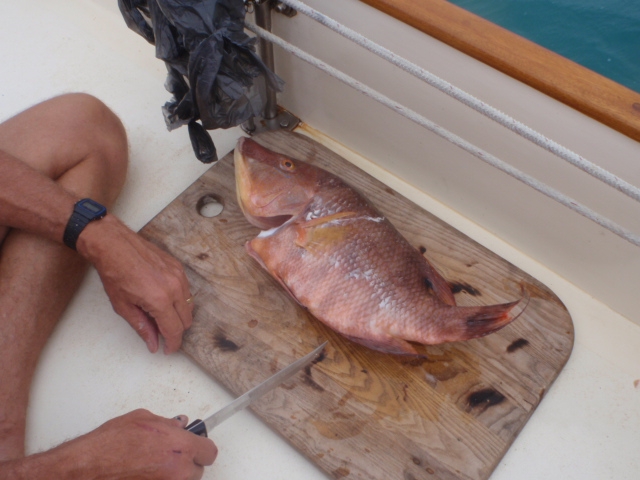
xmin=0 ymin=93 xmax=127 ymax=180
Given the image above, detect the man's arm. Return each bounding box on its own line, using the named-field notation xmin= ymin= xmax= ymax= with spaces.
xmin=0 ymin=149 xmax=192 ymax=353
xmin=0 ymin=149 xmax=77 ymax=243
xmin=0 ymin=410 xmax=217 ymax=480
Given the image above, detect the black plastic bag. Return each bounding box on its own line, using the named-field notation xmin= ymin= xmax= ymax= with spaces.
xmin=118 ymin=0 xmax=284 ymax=163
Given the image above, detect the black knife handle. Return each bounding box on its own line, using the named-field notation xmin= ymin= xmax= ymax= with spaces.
xmin=185 ymin=419 xmax=208 ymax=437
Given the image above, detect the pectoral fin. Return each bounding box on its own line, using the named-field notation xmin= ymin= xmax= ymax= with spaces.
xmin=295 ymin=211 xmax=358 ymax=251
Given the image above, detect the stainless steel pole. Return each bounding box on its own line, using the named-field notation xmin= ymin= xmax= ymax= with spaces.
xmin=254 ymin=0 xmax=278 ymax=120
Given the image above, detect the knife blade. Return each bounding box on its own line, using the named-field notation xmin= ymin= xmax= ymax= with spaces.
xmin=185 ymin=341 xmax=327 ymax=437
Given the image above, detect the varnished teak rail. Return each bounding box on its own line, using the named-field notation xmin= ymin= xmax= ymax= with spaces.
xmin=360 ymin=0 xmax=640 ymax=143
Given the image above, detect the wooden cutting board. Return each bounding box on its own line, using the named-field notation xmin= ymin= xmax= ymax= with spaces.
xmin=140 ymin=129 xmax=573 ymax=480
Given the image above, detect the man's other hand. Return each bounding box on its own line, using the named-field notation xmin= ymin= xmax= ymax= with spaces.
xmin=77 ymin=215 xmax=194 ymax=354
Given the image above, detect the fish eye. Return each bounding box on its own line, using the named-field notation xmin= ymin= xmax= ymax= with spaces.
xmin=280 ymin=158 xmax=295 ymax=171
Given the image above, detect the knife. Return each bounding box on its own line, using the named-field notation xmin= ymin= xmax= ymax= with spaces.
xmin=185 ymin=341 xmax=327 ymax=437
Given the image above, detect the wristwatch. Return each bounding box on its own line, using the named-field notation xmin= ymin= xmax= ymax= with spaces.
xmin=63 ymin=198 xmax=107 ymax=250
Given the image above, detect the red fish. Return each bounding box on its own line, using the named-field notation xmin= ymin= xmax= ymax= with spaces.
xmin=235 ymin=137 xmax=526 ymax=355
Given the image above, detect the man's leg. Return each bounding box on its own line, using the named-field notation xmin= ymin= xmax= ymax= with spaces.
xmin=0 ymin=93 xmax=128 ymax=460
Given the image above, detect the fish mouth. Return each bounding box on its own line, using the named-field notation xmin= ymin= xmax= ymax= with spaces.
xmin=250 ymin=214 xmax=293 ymax=229
xmin=239 ymin=188 xmax=293 ymax=229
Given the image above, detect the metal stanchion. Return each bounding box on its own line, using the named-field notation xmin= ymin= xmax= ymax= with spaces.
xmin=242 ymin=0 xmax=300 ymax=135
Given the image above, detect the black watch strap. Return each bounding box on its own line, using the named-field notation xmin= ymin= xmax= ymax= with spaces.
xmin=63 ymin=198 xmax=107 ymax=250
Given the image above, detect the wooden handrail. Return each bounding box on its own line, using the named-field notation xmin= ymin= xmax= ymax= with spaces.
xmin=359 ymin=0 xmax=640 ymax=143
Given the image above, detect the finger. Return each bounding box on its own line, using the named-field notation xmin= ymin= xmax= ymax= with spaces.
xmin=155 ymin=309 xmax=185 ymax=355
xmin=174 ymin=293 xmax=194 ymax=334
xmin=119 ymin=303 xmax=160 ymax=353
xmin=189 ymin=464 xmax=205 ymax=480
xmin=171 ymin=415 xmax=189 ymax=428
xmin=176 ymin=266 xmax=194 ymax=331
xmin=153 ymin=245 xmax=192 ymax=323
xmin=153 ymin=271 xmax=192 ymax=355
xmin=193 ymin=437 xmax=218 ymax=467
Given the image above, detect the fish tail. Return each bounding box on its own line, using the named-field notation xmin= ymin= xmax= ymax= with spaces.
xmin=443 ymin=291 xmax=529 ymax=342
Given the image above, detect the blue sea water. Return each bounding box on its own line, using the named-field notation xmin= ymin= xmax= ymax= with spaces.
xmin=447 ymin=0 xmax=640 ymax=93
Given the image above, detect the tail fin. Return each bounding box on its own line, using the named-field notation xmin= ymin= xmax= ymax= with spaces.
xmin=441 ymin=291 xmax=529 ymax=342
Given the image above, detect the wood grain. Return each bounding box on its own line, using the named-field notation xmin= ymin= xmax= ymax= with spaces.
xmin=359 ymin=0 xmax=640 ymax=143
xmin=140 ymin=130 xmax=574 ymax=480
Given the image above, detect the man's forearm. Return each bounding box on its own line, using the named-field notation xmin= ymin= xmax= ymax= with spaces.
xmin=0 ymin=441 xmax=88 ymax=480
xmin=0 ymin=149 xmax=77 ymax=244
xmin=0 ymin=410 xmax=217 ymax=480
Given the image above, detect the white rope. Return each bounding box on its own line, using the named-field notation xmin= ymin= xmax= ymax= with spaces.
xmin=279 ymin=0 xmax=640 ymax=205
xmin=245 ymin=22 xmax=640 ymax=247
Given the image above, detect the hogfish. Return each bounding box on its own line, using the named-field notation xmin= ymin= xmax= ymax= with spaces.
xmin=234 ymin=137 xmax=526 ymax=355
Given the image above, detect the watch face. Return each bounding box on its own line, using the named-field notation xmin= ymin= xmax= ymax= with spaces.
xmin=76 ymin=198 xmax=107 ymax=219
xmin=83 ymin=201 xmax=102 ymax=213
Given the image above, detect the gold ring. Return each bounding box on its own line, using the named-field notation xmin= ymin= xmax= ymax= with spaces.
xmin=186 ymin=296 xmax=194 ymax=304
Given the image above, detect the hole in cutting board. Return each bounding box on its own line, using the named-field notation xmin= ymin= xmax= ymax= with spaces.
xmin=197 ymin=194 xmax=224 ymax=217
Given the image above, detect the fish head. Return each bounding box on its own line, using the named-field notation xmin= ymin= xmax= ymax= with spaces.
xmin=235 ymin=137 xmax=319 ymax=229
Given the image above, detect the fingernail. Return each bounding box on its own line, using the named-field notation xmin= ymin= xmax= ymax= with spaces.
xmin=173 ymin=415 xmax=183 ymax=421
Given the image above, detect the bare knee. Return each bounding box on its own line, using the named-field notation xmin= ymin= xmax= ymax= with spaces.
xmin=57 ymin=93 xmax=128 ymax=178
xmin=53 ymin=94 xmax=129 ymax=206
xmin=0 ymin=93 xmax=129 ymax=207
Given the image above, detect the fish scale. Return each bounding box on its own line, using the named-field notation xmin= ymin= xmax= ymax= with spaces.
xmin=234 ymin=137 xmax=527 ymax=355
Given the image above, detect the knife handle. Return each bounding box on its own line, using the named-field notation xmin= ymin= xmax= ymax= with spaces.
xmin=185 ymin=419 xmax=208 ymax=437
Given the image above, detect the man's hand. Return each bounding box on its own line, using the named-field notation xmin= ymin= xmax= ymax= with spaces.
xmin=0 ymin=146 xmax=193 ymax=354
xmin=2 ymin=410 xmax=217 ymax=479
xmin=77 ymin=215 xmax=194 ymax=354
xmin=77 ymin=410 xmax=218 ymax=479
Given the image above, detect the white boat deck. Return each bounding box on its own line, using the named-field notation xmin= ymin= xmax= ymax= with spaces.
xmin=1 ymin=1 xmax=639 ymax=479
